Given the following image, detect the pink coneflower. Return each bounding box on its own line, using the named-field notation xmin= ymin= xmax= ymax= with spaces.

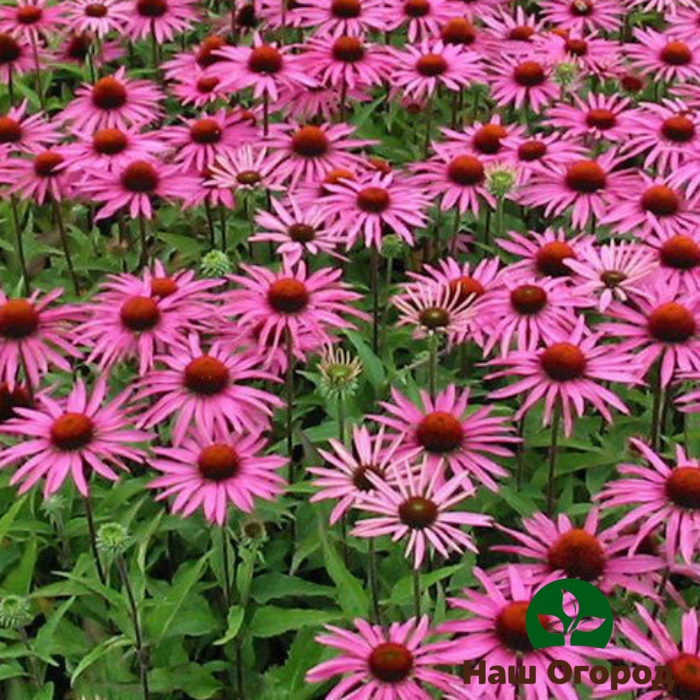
xmin=123 ymin=0 xmax=199 ymax=43
xmin=0 ymin=32 xmax=36 ymax=82
xmin=297 ymin=34 xmax=392 ymax=91
xmin=596 ymin=438 xmax=700 ymax=565
xmin=208 ymin=145 xmax=280 ymax=195
xmin=0 ymin=0 xmax=64 ymax=42
xmin=171 ymin=71 xmax=227 ymax=108
xmin=392 ymin=280 xmax=474 ymax=345
xmin=0 ymin=383 xmax=35 ymax=424
xmin=373 ymin=386 xmax=516 ymax=491
xmin=0 ymin=378 xmax=149 ymax=498
xmin=533 ymin=30 xmax=620 ymax=77
xmin=296 ymin=0 xmax=388 ymax=37
xmin=564 ymin=241 xmax=657 ymax=311
xmin=0 ymin=101 xmax=59 ymax=155
xmin=383 ymin=0 xmax=455 ymax=42
xmin=211 ymin=37 xmax=316 ymax=102
xmin=440 ymin=116 xmax=524 ymax=163
xmin=668 ymin=4 xmax=700 ymax=40
xmin=519 ymin=151 xmax=635 ymax=230
xmin=309 ymin=425 xmax=401 ymax=525
xmin=539 ymin=0 xmax=623 ymax=34
xmin=149 ymin=427 xmax=286 ymax=524
xmin=62 ymin=0 xmax=130 ymax=37
xmin=59 ymin=68 xmax=162 ymax=132
xmin=183 ymin=167 xmax=236 ymax=210
xmin=306 ymin=616 xmax=463 ymax=698
xmin=0 ymin=289 xmax=81 ymax=391
xmin=390 ymin=40 xmax=484 ymax=99
xmin=624 ymin=99 xmax=700 ymax=174
xmin=410 ymin=150 xmax=493 ymax=215
xmin=256 ymin=0 xmax=307 ymax=29
xmin=251 ymin=197 xmax=343 ymax=265
xmin=264 ymin=121 xmax=372 ymax=187
xmin=162 ymin=34 xmax=229 ymax=80
xmin=273 ymin=82 xmax=370 ymax=122
xmin=548 ymin=92 xmax=635 ymax=144
xmin=53 ymin=32 xmax=123 ymax=67
xmin=478 ymin=275 xmax=589 ymax=356
xmin=626 ymin=29 xmax=700 ymax=83
xmin=85 ymin=157 xmax=193 ymax=220
xmin=645 ymin=231 xmax=700 ymax=295
xmin=352 ymin=460 xmax=492 ymax=567
xmin=677 ymin=371 xmax=700 ymax=413
xmin=592 ymin=605 xmax=700 ymax=699
xmin=438 ymin=17 xmax=487 ymax=53
xmin=225 ymin=262 xmax=367 ymax=356
xmin=493 ymin=510 xmax=662 ymax=596
xmin=160 ymin=109 xmax=258 ymax=173
xmin=439 ymin=566 xmax=593 ymax=700
xmin=136 ymin=334 xmax=282 ymax=445
xmin=0 ymin=147 xmax=74 ymax=204
xmin=78 ymin=267 xmax=219 ymax=375
xmin=63 ymin=126 xmax=162 ymax=173
xmin=488 ymin=55 xmax=559 ymax=112
xmin=321 ymin=171 xmax=429 ymax=248
xmin=488 ymin=319 xmax=639 ymax=436
xmin=497 ymin=228 xmax=593 ymax=279
xmin=667 ymin=156 xmax=700 ymax=198
xmin=599 ymin=282 xmax=700 ymax=386
xmin=481 ymin=7 xmax=546 ymax=56
xmin=601 ymin=174 xmax=700 ymax=239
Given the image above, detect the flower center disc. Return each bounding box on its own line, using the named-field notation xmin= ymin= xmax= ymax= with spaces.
xmin=565 ymin=160 xmax=606 ymax=193
xmin=519 ymin=140 xmax=547 ymax=161
xmin=441 ymin=18 xmax=476 ymax=45
xmin=585 ymin=108 xmax=616 ymax=130
xmin=641 ymin=185 xmax=680 ymax=217
xmin=511 ymin=284 xmax=547 ymax=315
xmin=0 ymin=33 xmax=21 ymax=63
xmin=541 ymin=342 xmax=586 ymax=380
xmin=332 ymin=35 xmax=365 ymax=62
xmin=136 ymin=0 xmax=168 ymax=18
xmin=368 ymin=643 xmax=414 ymax=683
xmin=647 ymin=302 xmax=696 ymax=343
xmin=93 ymin=127 xmax=129 ymax=155
xmin=236 ymin=170 xmax=262 ymax=186
xmin=191 ymin=118 xmax=222 ymax=144
xmin=662 ymin=115 xmax=695 ymax=142
xmin=669 ymin=653 xmax=700 ymax=699
xmin=352 ymin=463 xmax=381 ymax=491
xmin=85 ymin=3 xmax=109 ymax=17
xmin=495 ymin=601 xmax=533 ymax=653
xmin=473 ymin=124 xmax=507 ymax=154
xmin=267 ymin=278 xmax=310 ymax=314
xmin=416 ymin=411 xmax=464 ymax=453
xmin=416 ymin=53 xmax=447 ymax=76
xmin=357 ymin=186 xmax=391 ymax=213
xmin=151 ymin=276 xmax=179 ymax=298
xmin=248 ymin=45 xmax=283 ymax=73
xmin=92 ymin=76 xmax=128 ymax=110
xmin=419 ymin=306 xmax=450 ymax=329
xmin=291 ymin=125 xmax=329 ymax=157
xmin=197 ymin=75 xmax=220 ymax=93
xmin=566 ymin=38 xmax=588 ymax=55
xmin=33 ymin=151 xmax=64 ymax=177
xmin=399 ymin=495 xmax=439 ymax=529
xmin=287 ymin=223 xmax=316 ymax=243
xmin=121 ymin=160 xmax=159 ymax=193
xmin=570 ymin=0 xmax=593 ymax=16
xmin=198 ymin=443 xmax=240 ymax=481
xmin=17 ymin=5 xmax=42 ymax=23
xmin=184 ymin=356 xmax=230 ymax=395
xmin=0 ymin=299 xmax=39 ymax=339
xmin=535 ymin=240 xmax=575 ymax=277
xmin=120 ymin=296 xmax=160 ymax=332
xmin=0 ymin=383 xmax=32 ymax=423
xmin=660 ymin=235 xmax=700 ymax=270
xmin=661 ymin=41 xmax=692 ymax=66
xmin=196 ymin=35 xmax=226 ymax=67
xmin=509 ymin=25 xmax=535 ymax=41
xmin=449 ymin=275 xmax=485 ymax=303
xmin=331 ymin=0 xmax=361 ymax=17
xmin=50 ymin=412 xmax=95 ymax=451
xmin=405 ymin=0 xmax=430 ymax=17
xmin=548 ymin=528 xmax=606 ymax=581
xmin=447 ymin=155 xmax=485 ymax=186
xmin=665 ymin=467 xmax=700 ymax=510
xmin=67 ymin=33 xmax=92 ymax=59
xmin=513 ymin=61 xmax=546 ymax=87
xmin=600 ymin=269 xmax=627 ymax=288
xmin=0 ymin=116 xmax=22 ymax=144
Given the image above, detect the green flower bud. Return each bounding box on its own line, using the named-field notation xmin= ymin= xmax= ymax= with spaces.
xmin=0 ymin=595 xmax=32 ymax=629
xmin=96 ymin=522 xmax=132 ymax=557
xmin=200 ymin=250 xmax=233 ymax=278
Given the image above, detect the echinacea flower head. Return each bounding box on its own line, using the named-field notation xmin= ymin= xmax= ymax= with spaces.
xmin=0 ymin=32 xmax=36 ymax=81
xmin=564 ymin=241 xmax=657 ymax=311
xmin=0 ymin=147 xmax=74 ymax=204
xmin=0 ymin=289 xmax=81 ymax=391
xmin=439 ymin=566 xmax=593 ymax=700
xmin=306 ymin=616 xmax=464 ymax=699
xmin=149 ymin=426 xmax=286 ymax=524
xmin=533 ymin=30 xmax=620 ymax=78
xmin=321 ymin=171 xmax=430 ymax=248
xmin=383 ymin=0 xmax=456 ymax=41
xmin=296 ymin=0 xmax=388 ymax=37
xmin=0 ymin=101 xmax=59 ymax=155
xmin=58 ymin=68 xmax=163 ymax=132
xmin=0 ymin=0 xmax=64 ymax=42
xmin=539 ymin=0 xmax=623 ymax=34
xmin=208 ymin=145 xmax=279 ymax=194
xmin=0 ymin=378 xmax=149 ymax=498
xmin=626 ymin=29 xmax=700 ymax=84
xmin=390 ymin=40 xmax=485 ymax=99
xmin=597 ymin=438 xmax=700 ymax=565
xmin=439 ymin=115 xmax=524 ymax=164
xmin=493 ymin=509 xmax=663 ymax=596
xmin=63 ymin=0 xmax=130 ymax=37
xmin=645 ymin=231 xmax=700 ymax=295
xmin=136 ymin=334 xmax=283 ymax=445
xmin=352 ymin=459 xmax=492 ymax=568
xmin=317 ymin=344 xmax=362 ymax=399
xmin=225 ymin=262 xmax=367 ymax=356
xmin=171 ymin=70 xmax=227 ymax=108
xmin=309 ymin=425 xmax=397 ymax=524
xmin=481 ymin=7 xmax=545 ymax=57
xmin=488 ymin=55 xmax=559 ymax=112
xmin=373 ymin=385 xmax=517 ymax=491
xmin=488 ymin=318 xmax=639 ymax=436
xmin=122 ymin=0 xmax=199 ymax=43
xmin=599 ymin=282 xmax=700 ymax=386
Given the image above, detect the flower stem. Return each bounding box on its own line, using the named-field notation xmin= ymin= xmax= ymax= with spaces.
xmin=221 ymin=522 xmax=232 ymax=609
xmin=52 ymin=198 xmax=80 ymax=295
xmin=138 ymin=216 xmax=149 ymax=269
xmin=117 ymin=555 xmax=150 ymax=700
xmin=650 ymin=363 xmax=664 ymax=451
xmin=10 ymin=196 xmax=30 ymax=295
xmin=19 ymin=627 xmax=42 ymax=688
xmin=285 ymin=328 xmax=295 ymax=481
xmin=205 ymin=199 xmax=217 ymax=249
xmin=412 ymin=566 xmax=421 ymax=619
xmin=546 ymin=403 xmax=561 ymax=517
xmin=428 ymin=333 xmax=438 ymax=400
xmin=370 ymin=246 xmax=379 ymax=354
xmin=368 ymin=539 xmax=381 ymax=625
xmin=337 ymin=393 xmax=346 ymax=445
xmin=84 ymin=494 xmax=106 ymax=586
xmin=423 ymin=92 xmax=434 ymax=158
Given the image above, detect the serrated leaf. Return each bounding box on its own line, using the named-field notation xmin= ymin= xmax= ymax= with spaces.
xmin=248 ymin=606 xmax=341 ymax=637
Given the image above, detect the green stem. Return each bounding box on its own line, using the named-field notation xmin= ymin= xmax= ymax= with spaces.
xmin=423 ymin=92 xmax=434 ymax=158
xmin=19 ymin=627 xmax=42 ymax=688
xmin=10 ymin=196 xmax=30 ymax=295
xmin=84 ymin=494 xmax=106 ymax=586
xmin=650 ymin=363 xmax=664 ymax=451
xmin=285 ymin=328 xmax=295 ymax=480
xmin=370 ymin=246 xmax=380 ymax=354
xmin=368 ymin=539 xmax=381 ymax=625
xmin=52 ymin=198 xmax=80 ymax=295
xmin=412 ymin=566 xmax=421 ymax=619
xmin=138 ymin=215 xmax=149 ymax=269
xmin=428 ymin=333 xmax=438 ymax=400
xmin=221 ymin=523 xmax=231 ymax=609
xmin=205 ymin=199 xmax=216 ymax=250
xmin=545 ymin=403 xmax=561 ymax=517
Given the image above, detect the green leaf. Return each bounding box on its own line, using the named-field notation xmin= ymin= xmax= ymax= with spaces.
xmin=390 ymin=564 xmax=463 ymax=604
xmin=70 ymin=635 xmax=130 ymax=684
xmin=3 ymin=537 xmax=37 ymax=595
xmin=345 ymin=330 xmax=386 ymax=391
xmin=0 ymin=496 xmax=27 ymax=541
xmin=214 ymin=605 xmax=245 ymax=645
xmin=248 ymin=606 xmax=340 ymax=637
xmin=251 ymin=572 xmax=335 ymax=604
